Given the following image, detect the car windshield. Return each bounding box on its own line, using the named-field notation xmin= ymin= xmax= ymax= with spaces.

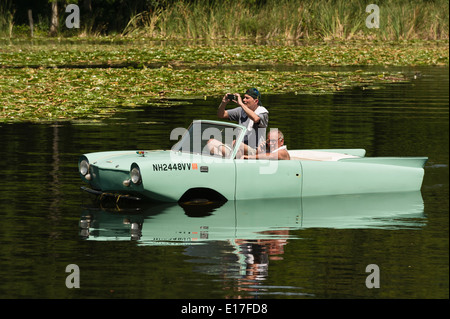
xmin=171 ymin=121 xmax=244 ymax=159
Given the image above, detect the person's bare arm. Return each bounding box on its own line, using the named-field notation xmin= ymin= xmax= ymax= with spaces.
xmin=243 ymin=150 xmax=290 ymax=160
xmin=218 ymin=94 xmax=232 ymax=119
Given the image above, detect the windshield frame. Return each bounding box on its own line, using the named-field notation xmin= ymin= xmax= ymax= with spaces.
xmin=171 ymin=120 xmax=246 ymax=159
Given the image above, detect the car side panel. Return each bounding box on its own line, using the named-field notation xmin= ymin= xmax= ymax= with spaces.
xmin=300 ymin=160 xmax=425 ymax=196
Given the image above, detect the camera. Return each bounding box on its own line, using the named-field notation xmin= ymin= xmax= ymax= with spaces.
xmin=227 ymin=94 xmax=236 ymax=101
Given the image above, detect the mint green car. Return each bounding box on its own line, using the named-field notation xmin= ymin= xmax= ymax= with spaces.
xmin=78 ymin=120 xmax=427 ymax=203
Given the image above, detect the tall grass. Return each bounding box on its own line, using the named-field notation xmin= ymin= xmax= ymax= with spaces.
xmin=123 ymin=0 xmax=449 ymax=41
xmin=1 ymin=0 xmax=448 ymax=40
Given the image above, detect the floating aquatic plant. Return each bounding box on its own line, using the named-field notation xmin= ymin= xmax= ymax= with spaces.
xmin=0 ymin=40 xmax=447 ymax=122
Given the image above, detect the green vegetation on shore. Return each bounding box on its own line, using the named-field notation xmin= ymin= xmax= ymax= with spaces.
xmin=122 ymin=0 xmax=449 ymax=41
xmin=1 ymin=0 xmax=449 ymax=41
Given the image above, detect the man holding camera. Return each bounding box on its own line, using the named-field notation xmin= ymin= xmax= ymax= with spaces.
xmin=217 ymin=88 xmax=269 ymax=155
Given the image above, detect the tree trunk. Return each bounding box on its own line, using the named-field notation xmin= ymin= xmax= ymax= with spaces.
xmin=49 ymin=1 xmax=59 ymax=36
xmin=83 ymin=0 xmax=93 ymax=32
xmin=83 ymin=0 xmax=92 ymax=12
xmin=28 ymin=9 xmax=34 ymax=37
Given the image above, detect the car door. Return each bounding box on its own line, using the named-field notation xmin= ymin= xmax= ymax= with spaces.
xmin=234 ymin=159 xmax=302 ymax=200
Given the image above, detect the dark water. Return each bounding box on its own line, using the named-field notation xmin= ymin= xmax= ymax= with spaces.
xmin=0 ymin=66 xmax=448 ymax=300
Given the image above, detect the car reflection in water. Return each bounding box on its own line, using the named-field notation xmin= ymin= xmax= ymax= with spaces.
xmin=79 ymin=191 xmax=425 ymax=297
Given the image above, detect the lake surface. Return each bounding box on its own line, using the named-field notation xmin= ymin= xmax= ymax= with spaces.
xmin=0 ymin=66 xmax=448 ymax=300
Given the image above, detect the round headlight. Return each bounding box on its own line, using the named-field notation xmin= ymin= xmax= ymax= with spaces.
xmin=130 ymin=167 xmax=141 ymax=184
xmin=79 ymin=160 xmax=89 ymax=176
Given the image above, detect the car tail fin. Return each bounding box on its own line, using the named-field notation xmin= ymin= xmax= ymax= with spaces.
xmin=339 ymin=157 xmax=428 ymax=168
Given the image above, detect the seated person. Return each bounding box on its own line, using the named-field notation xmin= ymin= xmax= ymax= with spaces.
xmin=243 ymin=129 xmax=290 ymax=160
xmin=207 ymin=137 xmax=260 ymax=158
xmin=206 ymin=138 xmax=233 ymax=157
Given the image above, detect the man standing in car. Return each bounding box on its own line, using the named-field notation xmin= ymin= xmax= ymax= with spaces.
xmin=217 ymin=88 xmax=269 ymax=155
